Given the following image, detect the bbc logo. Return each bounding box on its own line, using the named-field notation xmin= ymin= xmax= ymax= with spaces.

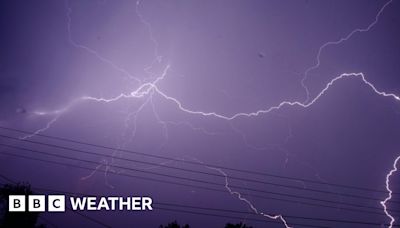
xmin=9 ymin=195 xmax=65 ymax=212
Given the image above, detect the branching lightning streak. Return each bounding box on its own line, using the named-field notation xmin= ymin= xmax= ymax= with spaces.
xmin=82 ymin=63 xmax=171 ymax=103
xmin=380 ymin=156 xmax=400 ymax=228
xmin=135 ymin=0 xmax=163 ymax=69
xmin=185 ymin=156 xmax=292 ymax=227
xmin=70 ymin=0 xmax=171 ymax=184
xmin=85 ymin=72 xmax=398 ymax=120
xmin=30 ymin=72 xmax=400 ymax=227
xmin=206 ymin=166 xmax=292 ymax=228
xmin=301 ymin=0 xmax=393 ymax=102
xmin=23 ymin=1 xmax=400 ymax=226
xmin=22 ymin=100 xmax=84 ymax=139
xmin=23 ymin=0 xmax=154 ymax=139
xmin=66 ymin=0 xmax=141 ymax=83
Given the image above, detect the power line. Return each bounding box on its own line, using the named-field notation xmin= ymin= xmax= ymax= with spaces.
xmin=0 ymin=134 xmax=394 ymax=204
xmin=1 ymin=179 xmax=397 ymax=228
xmin=0 ymin=149 xmax=395 ymax=216
xmin=0 ymin=180 xmax=321 ymax=228
xmin=0 ymin=126 xmax=392 ymax=195
xmin=0 ymin=143 xmax=397 ymax=212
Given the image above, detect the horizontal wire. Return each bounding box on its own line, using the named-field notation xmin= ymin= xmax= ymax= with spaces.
xmin=0 ymin=126 xmax=393 ymax=195
xmin=0 ymin=149 xmax=396 ymax=216
xmin=1 ymin=179 xmax=396 ymax=227
xmin=1 ymin=143 xmax=397 ymax=212
xmin=0 ymin=134 xmax=394 ymax=203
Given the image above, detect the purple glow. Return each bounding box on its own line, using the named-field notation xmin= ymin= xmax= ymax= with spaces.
xmin=1 ymin=0 xmax=399 ymax=227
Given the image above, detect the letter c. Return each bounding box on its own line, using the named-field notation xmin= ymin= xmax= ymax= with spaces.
xmin=53 ymin=199 xmax=60 ymax=208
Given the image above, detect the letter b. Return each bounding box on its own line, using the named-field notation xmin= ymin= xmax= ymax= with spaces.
xmin=9 ymin=195 xmax=25 ymax=212
xmin=28 ymin=195 xmax=45 ymax=212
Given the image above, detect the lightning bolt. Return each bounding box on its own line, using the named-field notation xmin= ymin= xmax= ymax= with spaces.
xmin=135 ymin=0 xmax=163 ymax=66
xmin=206 ymin=166 xmax=292 ymax=228
xmin=45 ymin=0 xmax=171 ymax=185
xmin=183 ymin=156 xmax=292 ymax=227
xmin=77 ymin=72 xmax=400 ymax=120
xmin=380 ymin=156 xmax=400 ymax=228
xmin=26 ymin=62 xmax=400 ymax=228
xmin=21 ymin=99 xmax=85 ymax=139
xmin=16 ymin=1 xmax=400 ymax=226
xmin=301 ymin=0 xmax=393 ymax=102
xmin=66 ymin=0 xmax=141 ymax=83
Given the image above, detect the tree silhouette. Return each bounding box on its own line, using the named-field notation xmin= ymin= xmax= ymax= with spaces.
xmin=0 ymin=183 xmax=46 ymax=228
xmin=225 ymin=222 xmax=253 ymax=228
xmin=159 ymin=220 xmax=190 ymax=228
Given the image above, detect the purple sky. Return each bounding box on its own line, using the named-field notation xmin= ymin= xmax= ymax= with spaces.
xmin=0 ymin=0 xmax=400 ymax=227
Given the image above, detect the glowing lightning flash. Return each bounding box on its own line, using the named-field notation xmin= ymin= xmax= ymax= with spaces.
xmin=301 ymin=0 xmax=393 ymax=102
xmin=34 ymin=72 xmax=397 ymax=124
xmin=27 ymin=70 xmax=400 ymax=228
xmin=80 ymin=71 xmax=400 ymax=227
xmin=19 ymin=0 xmax=400 ymax=227
xmin=380 ymin=156 xmax=400 ymax=228
xmin=206 ymin=166 xmax=292 ymax=228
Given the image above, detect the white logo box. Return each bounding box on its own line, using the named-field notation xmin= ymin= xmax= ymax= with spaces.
xmin=9 ymin=195 xmax=65 ymax=212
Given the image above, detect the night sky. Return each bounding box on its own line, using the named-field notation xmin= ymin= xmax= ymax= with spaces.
xmin=0 ymin=0 xmax=400 ymax=227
